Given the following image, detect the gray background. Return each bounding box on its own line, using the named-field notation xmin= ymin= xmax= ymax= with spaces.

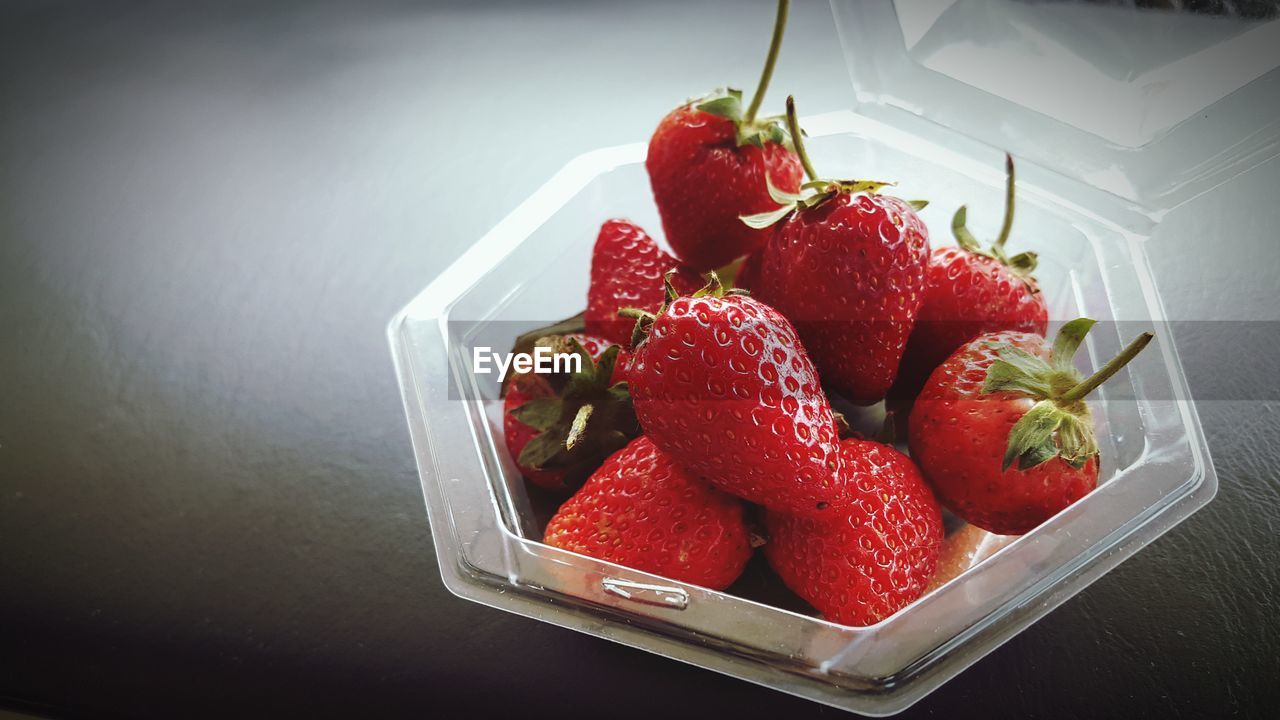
xmin=2 ymin=1 xmax=1277 ymax=717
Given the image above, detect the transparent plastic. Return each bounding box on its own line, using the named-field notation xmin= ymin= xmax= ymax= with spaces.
xmin=834 ymin=0 xmax=1280 ymax=226
xmin=388 ymin=2 xmax=1241 ymax=715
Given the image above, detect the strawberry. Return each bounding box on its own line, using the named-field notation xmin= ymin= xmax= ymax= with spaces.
xmin=895 ymin=154 xmax=1048 ymax=395
xmin=584 ymin=219 xmax=701 ymax=347
xmin=746 ymin=97 xmax=930 ymax=405
xmin=908 ymin=319 xmax=1154 ymax=535
xmin=624 ymin=274 xmax=844 ymax=513
xmin=925 ymin=523 xmax=1015 ymax=593
xmin=543 ymin=435 xmax=752 ymax=590
xmin=764 ymin=438 xmax=943 ymax=626
xmin=732 ymin=249 xmax=763 ymax=292
xmin=646 ymin=0 xmax=803 ymax=271
xmin=503 ymin=334 xmax=638 ymax=491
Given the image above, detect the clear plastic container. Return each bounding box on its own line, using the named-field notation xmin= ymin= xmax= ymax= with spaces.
xmin=835 ymin=0 xmax=1280 ymax=226
xmin=388 ymin=1 xmax=1277 ymax=714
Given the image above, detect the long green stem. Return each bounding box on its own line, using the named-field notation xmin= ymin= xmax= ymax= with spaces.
xmin=1057 ymin=332 xmax=1154 ymax=404
xmin=784 ymin=95 xmax=817 ymax=181
xmin=995 ymin=152 xmax=1016 ymax=251
xmin=744 ymin=0 xmax=790 ymax=125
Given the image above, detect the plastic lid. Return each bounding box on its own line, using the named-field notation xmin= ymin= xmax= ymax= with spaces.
xmin=833 ymin=0 xmax=1280 ymax=223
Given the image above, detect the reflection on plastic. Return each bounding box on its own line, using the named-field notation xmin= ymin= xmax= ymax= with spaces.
xmin=902 ymin=0 xmax=1280 ymax=147
xmin=602 ymin=578 xmax=691 ymax=610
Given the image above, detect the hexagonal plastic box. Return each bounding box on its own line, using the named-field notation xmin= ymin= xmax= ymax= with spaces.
xmin=385 ymin=2 xmax=1279 ymax=713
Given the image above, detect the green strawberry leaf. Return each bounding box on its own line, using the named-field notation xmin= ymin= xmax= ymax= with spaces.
xmin=1003 ymin=400 xmax=1064 ymax=470
xmin=509 ymin=313 xmax=585 ymax=359
xmin=799 ymin=190 xmax=835 ymax=210
xmin=561 ymin=335 xmax=595 ymax=387
xmin=1050 ymin=318 xmax=1097 ymax=373
xmin=502 ymin=312 xmax=586 ymax=396
xmin=1006 ymin=250 xmax=1039 ymax=276
xmin=1016 ymin=442 xmax=1059 ymax=471
xmin=766 ymin=173 xmax=804 ymax=205
xmin=1056 ymin=412 xmax=1097 ymax=469
xmin=840 ymin=179 xmax=894 ymax=195
xmin=982 ymin=345 xmax=1054 ymax=397
xmin=739 ymin=117 xmax=789 ymax=149
xmin=951 ymin=205 xmax=982 ymax=253
xmin=607 ymin=383 xmax=631 ymax=406
xmin=983 ymin=362 xmax=1050 ymax=397
xmin=908 ymin=199 xmax=929 ymax=211
xmin=740 ymin=204 xmax=795 ymax=229
xmin=518 ymin=428 xmax=567 ymax=469
xmin=694 ymin=88 xmax=744 ymax=121
xmin=998 ymin=345 xmax=1053 ymax=376
xmin=509 ymin=397 xmax=564 ymax=432
xmin=764 ymin=120 xmax=789 ymax=146
xmin=593 ymin=344 xmax=620 ymax=386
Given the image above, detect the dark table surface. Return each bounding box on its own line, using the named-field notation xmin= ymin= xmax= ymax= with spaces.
xmin=2 ymin=1 xmax=1278 ymax=718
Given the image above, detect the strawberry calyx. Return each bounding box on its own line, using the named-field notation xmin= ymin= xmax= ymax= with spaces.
xmin=508 ymin=334 xmax=640 ymax=482
xmin=982 ymin=318 xmax=1154 ymax=471
xmin=951 ymin=154 xmax=1040 ymax=283
xmin=501 ymin=311 xmax=587 ymax=395
xmin=691 ymin=1 xmax=792 ymax=149
xmin=694 ymin=88 xmax=791 ymax=149
xmin=619 ymin=270 xmax=746 ymax=348
xmin=740 ymin=96 xmax=908 ymax=229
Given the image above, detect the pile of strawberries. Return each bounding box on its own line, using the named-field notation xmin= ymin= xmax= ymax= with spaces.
xmin=501 ymin=1 xmax=1152 ymax=627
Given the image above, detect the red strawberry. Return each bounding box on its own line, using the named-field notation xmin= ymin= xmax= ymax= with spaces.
xmin=748 ymin=97 xmax=930 ymax=405
xmin=732 ymin=249 xmax=763 ymax=291
xmin=896 ymin=155 xmax=1048 ymax=394
xmin=625 ymin=275 xmax=844 ymax=513
xmin=646 ymin=0 xmax=803 ymax=270
xmin=908 ymin=319 xmax=1154 ymax=535
xmin=585 ymin=219 xmax=701 ymax=347
xmin=925 ymin=523 xmax=1015 ymax=593
xmin=764 ymin=438 xmax=943 ymax=626
xmin=543 ymin=435 xmax=752 ymax=590
xmin=503 ymin=334 xmax=637 ymax=491
xmin=504 ymin=373 xmax=564 ymax=489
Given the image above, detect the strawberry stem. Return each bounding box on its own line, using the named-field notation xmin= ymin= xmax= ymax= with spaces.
xmin=1057 ymin=332 xmax=1154 ymax=404
xmin=565 ymin=403 xmax=594 ymax=450
xmin=994 ymin=153 xmax=1016 ymax=252
xmin=744 ymin=0 xmax=790 ymax=125
xmin=784 ymin=95 xmax=817 ymax=181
